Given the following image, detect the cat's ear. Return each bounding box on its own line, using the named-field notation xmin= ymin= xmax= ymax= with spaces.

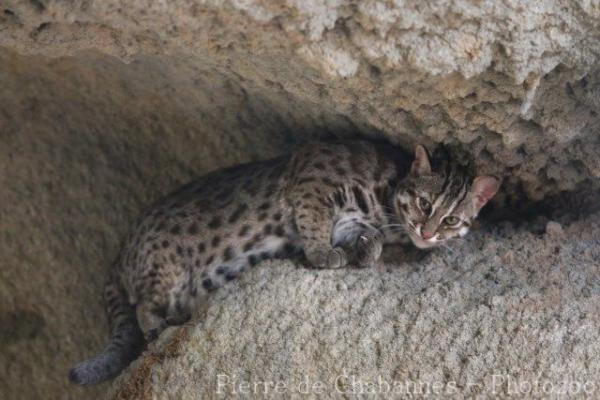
xmin=411 ymin=145 xmax=431 ymax=176
xmin=471 ymin=176 xmax=500 ymax=213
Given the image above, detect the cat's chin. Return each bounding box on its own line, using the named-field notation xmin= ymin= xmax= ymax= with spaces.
xmin=408 ymin=233 xmax=438 ymax=249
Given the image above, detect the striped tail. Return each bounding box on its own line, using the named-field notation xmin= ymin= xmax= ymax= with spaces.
xmin=69 ymin=272 xmax=144 ymax=385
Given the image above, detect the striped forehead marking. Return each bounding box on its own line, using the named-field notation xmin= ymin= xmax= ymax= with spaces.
xmin=430 ymin=167 xmax=470 ymax=218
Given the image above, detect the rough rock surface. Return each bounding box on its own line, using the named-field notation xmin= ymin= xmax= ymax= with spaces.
xmin=109 ymin=215 xmax=600 ymax=399
xmin=1 ymin=1 xmax=599 ymax=399
xmin=1 ymin=0 xmax=600 ymax=200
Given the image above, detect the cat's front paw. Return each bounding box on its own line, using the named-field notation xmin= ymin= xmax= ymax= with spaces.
xmin=355 ymin=231 xmax=383 ymax=268
xmin=326 ymin=247 xmax=348 ymax=269
xmin=307 ymin=247 xmax=348 ymax=269
xmin=144 ymin=328 xmax=161 ymax=343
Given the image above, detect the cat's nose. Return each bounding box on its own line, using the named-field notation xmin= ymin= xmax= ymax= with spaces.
xmin=421 ymin=231 xmax=434 ymax=240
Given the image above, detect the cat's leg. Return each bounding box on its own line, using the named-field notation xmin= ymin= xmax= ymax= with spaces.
xmin=136 ymin=299 xmax=169 ymax=342
xmin=137 ymin=293 xmax=192 ymax=341
xmin=135 ymin=262 xmax=191 ymax=341
xmin=297 ymin=214 xmax=348 ymax=269
xmin=165 ymin=280 xmax=192 ymax=326
xmin=291 ymin=183 xmax=348 ymax=269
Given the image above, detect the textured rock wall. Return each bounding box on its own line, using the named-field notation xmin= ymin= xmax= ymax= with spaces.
xmin=1 ymin=1 xmax=599 ymax=399
xmin=2 ymin=0 xmax=600 ymax=200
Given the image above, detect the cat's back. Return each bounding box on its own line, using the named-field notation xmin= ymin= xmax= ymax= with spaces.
xmin=119 ymin=156 xmax=291 ymax=261
xmin=157 ymin=156 xmax=290 ymax=212
xmin=287 ymin=139 xmax=410 ymax=188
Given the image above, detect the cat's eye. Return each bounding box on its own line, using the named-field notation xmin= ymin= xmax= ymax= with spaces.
xmin=443 ymin=216 xmax=461 ymax=226
xmin=417 ymin=197 xmax=431 ymax=214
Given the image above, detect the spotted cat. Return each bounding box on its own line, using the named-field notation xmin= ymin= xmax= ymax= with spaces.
xmin=69 ymin=140 xmax=499 ymax=385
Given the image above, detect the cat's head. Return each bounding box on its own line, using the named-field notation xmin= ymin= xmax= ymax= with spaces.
xmin=394 ymin=145 xmax=500 ymax=249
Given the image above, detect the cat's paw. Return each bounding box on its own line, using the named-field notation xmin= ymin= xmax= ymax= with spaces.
xmin=306 ymin=247 xmax=348 ymax=269
xmin=355 ymin=232 xmax=383 ymax=268
xmin=326 ymin=247 xmax=348 ymax=269
xmin=144 ymin=328 xmax=161 ymax=343
xmin=142 ymin=321 xmax=168 ymax=342
xmin=166 ymin=312 xmax=191 ymax=326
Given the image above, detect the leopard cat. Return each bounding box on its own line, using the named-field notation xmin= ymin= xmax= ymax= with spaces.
xmin=69 ymin=140 xmax=499 ymax=385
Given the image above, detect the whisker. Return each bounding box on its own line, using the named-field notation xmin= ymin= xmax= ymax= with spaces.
xmin=388 ymin=229 xmax=407 ymax=233
xmin=379 ymin=223 xmax=405 ymax=229
xmin=381 ymin=227 xmax=406 ymax=234
xmin=381 ymin=212 xmax=402 ymax=220
xmin=440 ymin=243 xmax=454 ymax=254
xmin=386 ymin=227 xmax=407 ymax=234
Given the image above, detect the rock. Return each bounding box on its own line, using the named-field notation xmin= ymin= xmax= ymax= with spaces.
xmin=546 ymin=221 xmax=564 ymax=237
xmin=0 ymin=0 xmax=599 ymax=200
xmin=109 ymin=215 xmax=600 ymax=399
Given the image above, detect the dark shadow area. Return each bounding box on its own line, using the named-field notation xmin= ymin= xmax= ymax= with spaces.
xmin=483 ymin=182 xmax=600 ymax=230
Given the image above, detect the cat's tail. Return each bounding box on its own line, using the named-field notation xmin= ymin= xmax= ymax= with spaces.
xmin=69 ymin=271 xmax=144 ymax=385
